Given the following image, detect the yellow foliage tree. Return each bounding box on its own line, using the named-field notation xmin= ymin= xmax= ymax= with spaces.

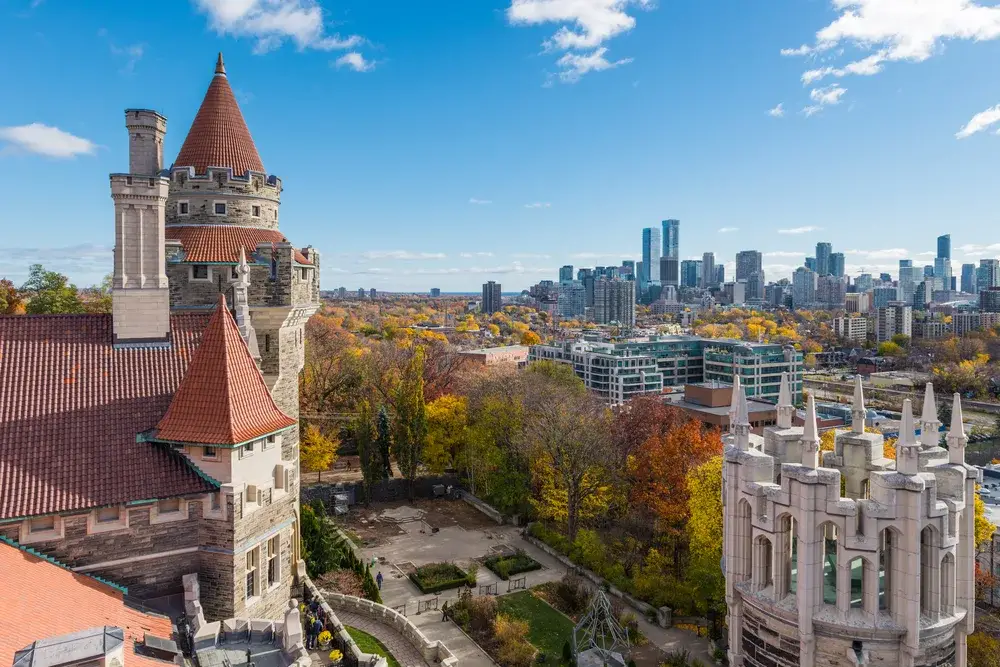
xmin=424 ymin=394 xmax=468 ymax=474
xmin=520 ymin=330 xmax=541 ymax=346
xmin=300 ymin=425 xmax=339 ymax=482
xmin=685 ymin=455 xmax=725 ymax=611
xmin=529 ymin=456 xmax=617 ymax=527
xmin=975 ymin=488 xmax=996 ymax=548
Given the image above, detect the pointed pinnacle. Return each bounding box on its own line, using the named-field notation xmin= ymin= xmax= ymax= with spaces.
xmin=853 ymin=375 xmax=865 ymax=413
xmin=778 ymin=371 xmax=791 ymax=408
xmin=921 ymin=382 xmax=937 ymax=424
xmin=215 ymin=52 xmax=226 ymax=76
xmin=950 ymin=392 xmax=965 ymax=438
xmin=900 ymin=398 xmax=916 ymax=446
xmin=735 ymin=386 xmax=750 ymax=426
xmin=803 ymin=394 xmax=819 ymax=443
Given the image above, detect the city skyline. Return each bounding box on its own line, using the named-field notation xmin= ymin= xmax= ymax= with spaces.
xmin=5 ymin=1 xmax=1000 ymax=292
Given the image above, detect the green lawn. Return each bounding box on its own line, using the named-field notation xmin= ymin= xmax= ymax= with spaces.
xmin=345 ymin=626 xmax=401 ymax=667
xmin=498 ymin=590 xmax=575 ymax=659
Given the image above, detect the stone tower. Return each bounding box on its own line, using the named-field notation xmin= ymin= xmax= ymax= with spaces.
xmin=163 ymin=53 xmax=320 ymax=448
xmin=109 ymin=109 xmax=171 ymax=344
xmin=722 ymin=375 xmax=979 ymax=667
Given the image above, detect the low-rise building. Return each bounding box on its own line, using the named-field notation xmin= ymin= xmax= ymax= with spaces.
xmin=668 ymin=381 xmax=777 ymax=432
xmin=833 ymin=315 xmax=869 ymax=343
xmin=914 ymin=319 xmax=949 ymax=339
xmin=529 ymin=335 xmax=803 ymax=405
xmin=459 ymin=345 xmax=530 ymax=368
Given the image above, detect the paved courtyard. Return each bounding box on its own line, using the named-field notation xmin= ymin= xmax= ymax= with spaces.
xmin=338 ymin=499 xmax=714 ymax=667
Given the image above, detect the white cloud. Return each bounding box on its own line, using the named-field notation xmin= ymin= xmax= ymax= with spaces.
xmin=777 ymin=226 xmax=822 ymax=235
xmin=506 ymin=0 xmax=650 ymax=82
xmin=800 ymin=51 xmax=887 ymax=85
xmin=460 ymin=252 xmax=495 ymax=258
xmin=570 ymin=252 xmax=631 ymax=260
xmin=361 ymin=250 xmax=447 ymax=261
xmin=781 ymin=44 xmax=814 ymax=57
xmin=512 ymin=252 xmax=552 ymax=259
xmin=956 ymin=104 xmax=1000 ymax=138
xmin=843 ymin=247 xmax=909 ymax=259
xmin=334 ymin=52 xmax=374 ymax=72
xmin=404 ymin=262 xmax=552 ymax=276
xmin=194 ymin=0 xmax=364 ymax=54
xmin=718 ymin=227 xmax=740 ymax=233
xmin=803 ymin=84 xmax=847 ymax=116
xmin=768 ymin=103 xmax=785 ymax=118
xmin=98 ymin=29 xmax=145 ymax=74
xmin=469 ymin=198 xmax=492 ymax=205
xmin=524 ymin=202 xmax=552 ymax=209
xmin=957 ymin=242 xmax=1000 ymax=255
xmin=353 ymin=267 xmax=393 ymax=275
xmin=0 ymin=123 xmax=97 ymax=158
xmin=555 ymin=48 xmax=632 ymax=82
xmin=0 ymin=243 xmax=112 ymax=285
xmin=764 ymin=251 xmax=805 ymax=257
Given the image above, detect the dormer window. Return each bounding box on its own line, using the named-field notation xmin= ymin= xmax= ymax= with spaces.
xmin=213 ymin=201 xmax=227 ymax=215
xmin=178 ymin=201 xmax=190 ymax=215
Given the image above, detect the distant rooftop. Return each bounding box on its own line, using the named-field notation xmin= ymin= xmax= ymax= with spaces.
xmin=461 ymin=345 xmax=529 ymax=355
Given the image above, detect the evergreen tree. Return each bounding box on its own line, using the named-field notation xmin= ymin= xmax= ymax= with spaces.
xmin=300 ymin=501 xmax=340 ymax=578
xmin=376 ymin=405 xmax=392 ymax=480
xmin=392 ymin=346 xmax=428 ymax=499
xmin=354 ymin=401 xmax=382 ymax=505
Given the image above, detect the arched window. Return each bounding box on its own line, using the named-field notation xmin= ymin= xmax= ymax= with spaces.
xmin=754 ymin=535 xmax=774 ymax=592
xmin=860 ymin=478 xmax=871 ymax=500
xmin=737 ymin=500 xmax=753 ymax=583
xmin=941 ymin=552 xmax=956 ymax=615
xmin=849 ymin=556 xmax=866 ymax=609
xmin=820 ymin=522 xmax=839 ymax=605
xmin=921 ymin=526 xmax=940 ymax=616
xmin=775 ymin=514 xmax=797 ymax=598
xmin=879 ymin=528 xmax=895 ymax=613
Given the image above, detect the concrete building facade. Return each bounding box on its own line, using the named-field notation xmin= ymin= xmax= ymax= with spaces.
xmin=593 ymin=278 xmax=636 ymax=326
xmin=877 ymin=302 xmax=913 ymax=342
xmin=723 ymin=377 xmax=979 ymax=667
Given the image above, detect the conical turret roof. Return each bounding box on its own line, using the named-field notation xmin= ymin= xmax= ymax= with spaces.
xmin=156 ymin=295 xmax=295 ymax=445
xmin=173 ymin=53 xmax=265 ymax=176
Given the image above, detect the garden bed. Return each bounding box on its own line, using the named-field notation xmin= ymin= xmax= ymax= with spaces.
xmin=409 ymin=562 xmax=470 ymax=594
xmin=484 ymin=551 xmax=542 ymax=580
xmin=498 ymin=590 xmax=575 ymax=660
xmin=345 ymin=626 xmax=401 ymax=667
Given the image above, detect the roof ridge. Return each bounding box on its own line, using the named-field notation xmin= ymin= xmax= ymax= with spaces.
xmin=0 ymin=535 xmax=128 ymax=594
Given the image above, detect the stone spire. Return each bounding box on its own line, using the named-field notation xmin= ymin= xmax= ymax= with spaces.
xmin=947 ymin=392 xmax=968 ymax=465
xmin=896 ymin=398 xmax=920 ymax=475
xmin=728 ymin=375 xmax=742 ymax=433
xmin=776 ymin=371 xmax=794 ymax=429
xmin=851 ymin=376 xmax=866 ymax=434
xmin=919 ymin=382 xmax=941 ymax=448
xmin=733 ymin=386 xmax=751 ymax=451
xmin=233 ymin=247 xmax=260 ymax=363
xmin=801 ymin=394 xmax=820 ymax=468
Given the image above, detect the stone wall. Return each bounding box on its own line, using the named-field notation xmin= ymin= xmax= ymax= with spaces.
xmin=303 ymin=578 xmax=458 ymax=667
xmin=166 ymin=168 xmax=280 ymax=230
xmin=740 ymin=606 xmax=800 ymax=667
xmin=302 ymin=475 xmax=463 ymax=508
xmin=232 ymin=488 xmax=300 ymax=621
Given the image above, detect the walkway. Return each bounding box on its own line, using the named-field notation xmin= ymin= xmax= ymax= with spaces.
xmin=324 ymin=607 xmax=432 ymax=667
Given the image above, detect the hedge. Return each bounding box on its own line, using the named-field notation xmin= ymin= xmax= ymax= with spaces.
xmin=484 ymin=552 xmax=542 ymax=580
xmin=409 ymin=563 xmax=470 ymax=594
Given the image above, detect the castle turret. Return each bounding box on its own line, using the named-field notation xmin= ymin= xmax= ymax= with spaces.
xmin=110 ymin=109 xmax=171 ymax=345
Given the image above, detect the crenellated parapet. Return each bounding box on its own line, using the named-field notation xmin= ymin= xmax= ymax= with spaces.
xmin=723 ymin=374 xmax=978 ymax=667
xmin=166 ymin=166 xmax=282 ymax=229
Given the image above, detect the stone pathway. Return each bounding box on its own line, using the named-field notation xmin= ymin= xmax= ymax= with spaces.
xmin=334 ymin=609 xmax=432 ymax=667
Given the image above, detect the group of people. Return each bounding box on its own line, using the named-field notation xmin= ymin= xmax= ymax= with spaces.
xmin=303 ymin=598 xmax=327 ymax=650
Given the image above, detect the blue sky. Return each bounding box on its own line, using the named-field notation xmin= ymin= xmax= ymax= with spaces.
xmin=3 ymin=0 xmax=1000 ymax=292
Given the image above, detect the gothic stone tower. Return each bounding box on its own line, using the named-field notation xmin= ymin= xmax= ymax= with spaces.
xmin=163 ymin=53 xmax=320 ymax=451
xmin=722 ymin=375 xmax=979 ymax=667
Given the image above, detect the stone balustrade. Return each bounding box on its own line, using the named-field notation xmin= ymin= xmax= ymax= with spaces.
xmin=304 ymin=576 xmax=458 ymax=667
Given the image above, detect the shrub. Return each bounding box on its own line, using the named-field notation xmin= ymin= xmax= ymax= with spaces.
xmin=485 ymin=551 xmax=543 ymax=580
xmin=562 ymin=641 xmax=573 ymax=664
xmin=467 ymin=562 xmax=480 ymax=586
xmin=493 ymin=614 xmax=535 ymax=667
xmin=969 ymin=632 xmax=1000 ymax=667
xmin=554 ymin=574 xmax=590 ymax=616
xmin=663 ymin=650 xmax=692 ymax=667
xmin=410 ymin=562 xmax=470 ymax=594
xmin=466 ymin=593 xmax=499 ymax=634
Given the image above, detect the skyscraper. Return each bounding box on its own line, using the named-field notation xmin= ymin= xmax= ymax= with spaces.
xmin=898 ymin=259 xmax=916 ymax=305
xmin=805 ymin=257 xmax=817 ymax=272
xmin=735 ymin=250 xmax=762 ymax=280
xmin=815 ymin=242 xmax=832 ymax=276
xmin=594 ymin=278 xmax=636 ymax=326
xmin=620 ymin=260 xmax=635 ymax=279
xmin=557 ymin=281 xmax=586 ymax=318
xmin=716 ymin=265 xmax=725 ymax=285
xmin=641 ymin=227 xmax=661 ymax=284
xmin=937 ymin=234 xmax=951 ymax=260
xmin=559 ymin=265 xmax=574 ymax=282
xmin=578 ymin=268 xmax=596 ymax=307
xmin=702 ymin=252 xmax=716 ymax=289
xmin=482 ymin=281 xmax=501 ymax=314
xmin=659 ymin=256 xmax=679 ymax=286
xmin=662 ymin=219 xmax=680 ymax=259
xmin=829 ymin=252 xmax=845 ymax=278
xmin=681 ymin=260 xmax=702 ymax=288
xmin=792 ymin=267 xmax=817 ymax=309
xmin=979 ymin=259 xmax=1000 ymax=292
xmin=961 ymin=263 xmax=976 ymax=294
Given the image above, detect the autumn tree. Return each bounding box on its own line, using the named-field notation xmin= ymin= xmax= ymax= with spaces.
xmin=300 ymin=425 xmax=339 ymax=482
xmin=353 ymin=401 xmax=382 ymax=505
xmin=975 ymin=488 xmax=996 ymax=548
xmin=21 ymin=264 xmax=84 ymax=314
xmin=376 ymin=405 xmax=393 ymax=479
xmin=685 ymin=455 xmax=725 ymax=614
xmin=80 ymin=274 xmax=112 ymax=314
xmin=392 ymin=345 xmax=428 ymax=498
xmin=424 ymin=394 xmax=468 ymax=474
xmin=0 ymin=278 xmax=24 ymax=314
xmin=520 ymin=330 xmax=541 ymax=346
xmin=521 ymin=371 xmax=614 ymax=542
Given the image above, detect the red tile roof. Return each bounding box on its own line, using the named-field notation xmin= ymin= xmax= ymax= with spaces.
xmin=156 ymin=296 xmax=295 ymax=445
xmin=173 ymin=54 xmax=265 ymax=176
xmin=165 ymin=225 xmax=313 ymax=264
xmin=0 ymin=313 xmax=217 ymax=520
xmin=0 ymin=541 xmax=174 ymax=667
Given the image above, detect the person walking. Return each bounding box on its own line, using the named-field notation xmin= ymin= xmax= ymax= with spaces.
xmin=376 ymin=571 xmax=384 ymax=590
